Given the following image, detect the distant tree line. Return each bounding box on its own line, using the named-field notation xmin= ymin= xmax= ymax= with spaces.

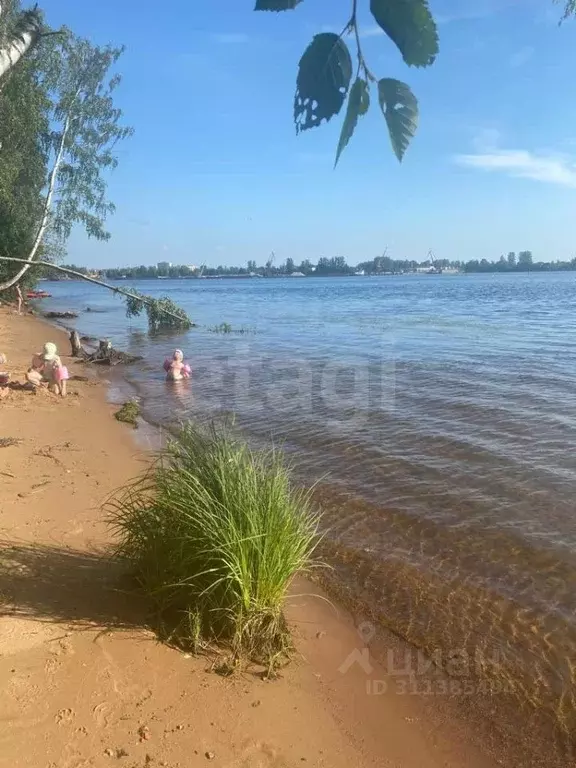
xmin=461 ymin=251 xmax=576 ymax=273
xmin=70 ymin=257 xmax=359 ymax=280
xmin=49 ymin=251 xmax=576 ymax=281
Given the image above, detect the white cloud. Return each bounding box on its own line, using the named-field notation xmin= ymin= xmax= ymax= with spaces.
xmin=455 ymin=148 xmax=576 ymax=188
xmin=509 ymin=46 xmax=534 ymax=67
xmin=212 ymin=33 xmax=250 ymax=44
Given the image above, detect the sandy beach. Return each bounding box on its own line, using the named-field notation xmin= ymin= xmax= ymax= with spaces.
xmin=0 ymin=306 xmax=534 ymax=767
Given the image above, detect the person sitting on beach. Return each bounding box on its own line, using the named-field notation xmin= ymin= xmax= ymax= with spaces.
xmin=163 ymin=349 xmax=191 ymax=382
xmin=26 ymin=342 xmax=69 ymax=397
xmin=0 ymin=352 xmax=9 ymax=396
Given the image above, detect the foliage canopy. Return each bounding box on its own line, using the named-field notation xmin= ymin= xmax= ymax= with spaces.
xmin=257 ymin=0 xmax=574 ymax=165
xmin=0 ymin=14 xmax=190 ymax=331
xmin=125 ymin=288 xmax=193 ymax=333
xmin=0 ymin=3 xmax=49 ymax=296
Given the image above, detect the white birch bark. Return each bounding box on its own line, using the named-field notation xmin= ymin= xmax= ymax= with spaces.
xmin=0 ymin=112 xmax=71 ymax=292
xmin=0 ymin=12 xmax=41 ymax=81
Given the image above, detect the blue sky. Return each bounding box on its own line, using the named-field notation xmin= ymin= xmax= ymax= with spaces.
xmin=42 ymin=0 xmax=576 ymax=267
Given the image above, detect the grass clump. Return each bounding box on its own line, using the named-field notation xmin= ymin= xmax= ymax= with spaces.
xmin=209 ymin=322 xmax=233 ymax=334
xmin=207 ymin=323 xmax=255 ymax=335
xmin=114 ymin=400 xmax=140 ymax=428
xmin=107 ymin=422 xmax=321 ymax=667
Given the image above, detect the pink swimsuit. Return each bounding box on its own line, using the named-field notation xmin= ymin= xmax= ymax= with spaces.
xmin=163 ymin=358 xmax=191 ymax=381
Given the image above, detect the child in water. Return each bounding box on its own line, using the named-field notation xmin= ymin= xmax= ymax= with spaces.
xmin=163 ymin=349 xmax=191 ymax=382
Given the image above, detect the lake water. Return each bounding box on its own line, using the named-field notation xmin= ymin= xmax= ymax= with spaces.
xmin=42 ymin=272 xmax=576 ymax=743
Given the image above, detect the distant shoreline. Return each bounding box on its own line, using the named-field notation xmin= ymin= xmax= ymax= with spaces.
xmin=42 ymin=250 xmax=576 ymax=282
xmin=43 ymin=267 xmax=576 ymax=282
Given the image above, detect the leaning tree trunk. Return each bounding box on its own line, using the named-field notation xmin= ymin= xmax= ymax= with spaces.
xmin=0 ymin=9 xmax=42 ymax=82
xmin=0 ymin=257 xmax=193 ymax=327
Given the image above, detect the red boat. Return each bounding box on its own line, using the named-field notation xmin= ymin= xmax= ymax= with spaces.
xmin=27 ymin=290 xmax=52 ymax=299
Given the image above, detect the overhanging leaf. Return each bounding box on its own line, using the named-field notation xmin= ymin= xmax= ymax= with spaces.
xmin=294 ymin=33 xmax=352 ymax=134
xmin=378 ymin=78 xmax=418 ymax=162
xmin=254 ymin=0 xmax=303 ymax=9
xmin=335 ymin=78 xmax=370 ymax=167
xmin=559 ymin=0 xmax=576 ymax=21
xmin=370 ymin=0 xmax=438 ymax=67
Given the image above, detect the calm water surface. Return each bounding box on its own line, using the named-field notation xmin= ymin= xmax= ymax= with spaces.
xmin=43 ymin=273 xmax=576 ymax=735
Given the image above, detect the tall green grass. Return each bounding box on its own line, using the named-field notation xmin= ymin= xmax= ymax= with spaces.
xmin=107 ymin=423 xmax=321 ymax=665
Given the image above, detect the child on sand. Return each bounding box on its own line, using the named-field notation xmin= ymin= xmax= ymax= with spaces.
xmin=0 ymin=352 xmax=9 ymax=389
xmin=163 ymin=349 xmax=191 ymax=382
xmin=26 ymin=342 xmax=69 ymax=397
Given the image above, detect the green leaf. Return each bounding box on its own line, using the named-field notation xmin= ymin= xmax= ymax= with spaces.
xmin=377 ymin=78 xmax=418 ymax=162
xmin=334 ymin=78 xmax=370 ymax=167
xmin=370 ymin=0 xmax=438 ymax=67
xmin=254 ymin=0 xmax=303 ymax=9
xmin=294 ymin=33 xmax=352 ymax=134
xmin=560 ymin=0 xmax=576 ymax=21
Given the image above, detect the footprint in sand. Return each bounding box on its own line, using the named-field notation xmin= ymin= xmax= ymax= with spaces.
xmin=54 ymin=638 xmax=75 ymax=656
xmin=55 ymin=707 xmax=75 ymax=726
xmin=92 ymin=702 xmax=111 ymax=729
xmin=44 ymin=657 xmax=61 ymax=674
xmin=58 ymin=747 xmax=92 ymax=768
xmin=228 ymin=742 xmax=290 ymax=768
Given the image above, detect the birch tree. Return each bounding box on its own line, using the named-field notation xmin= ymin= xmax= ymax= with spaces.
xmin=0 ymin=5 xmax=42 ymax=81
xmin=0 ymin=12 xmax=48 ymax=296
xmin=0 ymin=30 xmax=133 ymax=292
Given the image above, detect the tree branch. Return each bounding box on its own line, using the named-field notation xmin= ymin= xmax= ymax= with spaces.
xmin=0 ymin=257 xmax=193 ymax=326
xmin=38 ymin=28 xmax=66 ymax=39
xmin=348 ymin=0 xmax=375 ymax=81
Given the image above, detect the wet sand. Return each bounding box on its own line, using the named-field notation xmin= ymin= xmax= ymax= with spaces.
xmin=0 ymin=306 xmax=543 ymax=767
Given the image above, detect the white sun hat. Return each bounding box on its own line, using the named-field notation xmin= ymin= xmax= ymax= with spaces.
xmin=43 ymin=342 xmax=58 ymax=361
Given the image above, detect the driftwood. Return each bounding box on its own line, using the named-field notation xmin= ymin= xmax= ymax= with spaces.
xmin=69 ymin=330 xmax=142 ymax=366
xmin=45 ymin=311 xmax=78 ymax=319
